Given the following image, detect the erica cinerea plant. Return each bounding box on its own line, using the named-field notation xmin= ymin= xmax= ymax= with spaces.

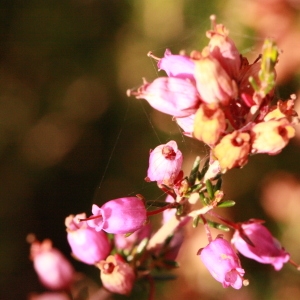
xmin=28 ymin=15 xmax=300 ymax=299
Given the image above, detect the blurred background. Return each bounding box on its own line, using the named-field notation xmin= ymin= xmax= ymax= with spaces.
xmin=1 ymin=0 xmax=300 ymax=299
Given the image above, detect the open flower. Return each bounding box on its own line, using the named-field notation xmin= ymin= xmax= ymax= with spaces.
xmin=65 ymin=213 xmax=111 ymax=265
xmin=86 ymin=197 xmax=147 ymax=234
xmin=133 ymin=77 xmax=200 ymax=117
xmin=231 ymin=220 xmax=290 ymax=270
xmin=146 ymin=140 xmax=183 ymax=186
xmin=198 ymin=236 xmax=245 ymax=289
xmin=97 ymin=255 xmax=135 ymax=295
xmin=29 ymin=236 xmax=74 ymax=290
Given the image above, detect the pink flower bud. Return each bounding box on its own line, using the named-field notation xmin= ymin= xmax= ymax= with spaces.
xmin=65 ymin=213 xmax=111 ymax=265
xmin=146 ymin=140 xmax=183 ymax=186
xmin=193 ymin=103 xmax=226 ymax=145
xmin=251 ymin=118 xmax=295 ymax=155
xmin=86 ymin=197 xmax=147 ymax=234
xmin=114 ymin=223 xmax=151 ymax=252
xmin=29 ymin=237 xmax=74 ymax=290
xmin=198 ymin=236 xmax=245 ymax=289
xmin=157 ymin=49 xmax=196 ymax=81
xmin=231 ymin=221 xmax=290 ymax=270
xmin=97 ymin=255 xmax=135 ymax=295
xmin=134 ymin=77 xmax=200 ymax=117
xmin=194 ymin=49 xmax=238 ymax=106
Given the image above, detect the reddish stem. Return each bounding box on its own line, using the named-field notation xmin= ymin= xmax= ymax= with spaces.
xmin=200 ymin=214 xmax=212 ymax=243
xmin=79 ymin=215 xmax=102 ymax=222
xmin=146 ymin=203 xmax=177 ymax=216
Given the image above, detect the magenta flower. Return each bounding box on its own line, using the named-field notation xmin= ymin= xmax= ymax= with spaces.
xmin=86 ymin=197 xmax=147 ymax=234
xmin=157 ymin=49 xmax=196 ymax=81
xmin=146 ymin=140 xmax=183 ymax=186
xmin=134 ymin=77 xmax=200 ymax=117
xmin=29 ymin=237 xmax=74 ymax=290
xmin=199 ymin=236 xmax=245 ymax=289
xmin=65 ymin=213 xmax=111 ymax=265
xmin=231 ymin=221 xmax=290 ymax=270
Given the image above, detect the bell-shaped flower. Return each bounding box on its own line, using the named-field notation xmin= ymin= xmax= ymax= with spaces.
xmin=157 ymin=49 xmax=196 ymax=81
xmin=207 ymin=18 xmax=241 ymax=80
xmin=198 ymin=236 xmax=245 ymax=289
xmin=193 ymin=103 xmax=226 ymax=145
xmin=251 ymin=118 xmax=295 ymax=155
xmin=65 ymin=213 xmax=111 ymax=265
xmin=97 ymin=254 xmax=136 ymax=295
xmin=86 ymin=197 xmax=147 ymax=234
xmin=213 ymin=131 xmax=250 ymax=171
xmin=231 ymin=221 xmax=290 ymax=270
xmin=194 ymin=48 xmax=238 ymax=106
xmin=133 ymin=77 xmax=200 ymax=117
xmin=29 ymin=237 xmax=74 ymax=290
xmin=146 ymin=140 xmax=183 ymax=186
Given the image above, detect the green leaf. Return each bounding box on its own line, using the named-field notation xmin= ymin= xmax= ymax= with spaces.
xmin=188 ymin=156 xmax=201 ymax=185
xmin=193 ymin=215 xmax=200 ymax=228
xmin=146 ymin=200 xmax=172 ymax=208
xmin=198 ymin=158 xmax=209 ymax=180
xmin=214 ymin=178 xmax=222 ymax=192
xmin=205 ymin=179 xmax=214 ymax=199
xmin=217 ymin=200 xmax=236 ymax=208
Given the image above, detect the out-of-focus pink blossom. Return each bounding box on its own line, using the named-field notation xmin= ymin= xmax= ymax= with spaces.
xmin=251 ymin=118 xmax=295 ymax=154
xmin=29 ymin=237 xmax=74 ymax=290
xmin=97 ymin=254 xmax=136 ymax=295
xmin=134 ymin=77 xmax=200 ymax=117
xmin=157 ymin=49 xmax=195 ymax=81
xmin=231 ymin=221 xmax=290 ymax=270
xmin=198 ymin=236 xmax=245 ymax=289
xmin=146 ymin=140 xmax=183 ymax=186
xmin=193 ymin=103 xmax=226 ymax=145
xmin=65 ymin=213 xmax=111 ymax=265
xmin=194 ymin=48 xmax=238 ymax=106
xmin=114 ymin=223 xmax=151 ymax=252
xmin=86 ymin=197 xmax=147 ymax=234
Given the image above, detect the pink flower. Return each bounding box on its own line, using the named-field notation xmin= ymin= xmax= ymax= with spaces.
xmin=198 ymin=236 xmax=245 ymax=289
xmin=157 ymin=49 xmax=196 ymax=81
xmin=231 ymin=221 xmax=290 ymax=270
xmin=65 ymin=213 xmax=111 ymax=265
xmin=86 ymin=197 xmax=147 ymax=234
xmin=175 ymin=113 xmax=195 ymax=134
xmin=146 ymin=140 xmax=183 ymax=186
xmin=97 ymin=254 xmax=136 ymax=295
xmin=134 ymin=77 xmax=200 ymax=117
xmin=29 ymin=293 xmax=69 ymax=300
xmin=29 ymin=237 xmax=74 ymax=290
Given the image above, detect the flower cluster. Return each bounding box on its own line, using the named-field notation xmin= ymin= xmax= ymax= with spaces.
xmin=129 ymin=15 xmax=298 ymax=172
xmin=28 ymin=16 xmax=299 ymax=299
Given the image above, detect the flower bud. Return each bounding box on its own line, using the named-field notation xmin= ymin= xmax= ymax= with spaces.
xmin=146 ymin=140 xmax=183 ymax=186
xmin=65 ymin=213 xmax=111 ymax=265
xmin=157 ymin=49 xmax=195 ymax=81
xmin=194 ymin=49 xmax=238 ymax=106
xmin=213 ymin=131 xmax=250 ymax=171
xmin=193 ymin=103 xmax=226 ymax=145
xmin=198 ymin=236 xmax=245 ymax=289
xmin=251 ymin=118 xmax=295 ymax=155
xmin=86 ymin=197 xmax=147 ymax=234
xmin=133 ymin=77 xmax=200 ymax=117
xmin=29 ymin=237 xmax=74 ymax=290
xmin=97 ymin=255 xmax=135 ymax=295
xmin=231 ymin=221 xmax=290 ymax=270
